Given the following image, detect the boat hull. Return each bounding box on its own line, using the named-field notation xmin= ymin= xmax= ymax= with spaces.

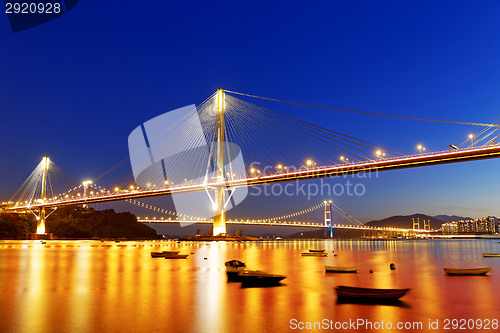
xmin=164 ymin=254 xmax=189 ymax=259
xmin=325 ymin=266 xmax=359 ymax=273
xmin=151 ymin=251 xmax=180 ymax=258
xmin=238 ymin=272 xmax=286 ymax=286
xmin=444 ymin=267 xmax=491 ymax=275
xmin=302 ymin=252 xmax=328 ymax=257
xmin=482 ymin=253 xmax=500 ymax=257
xmin=227 ymin=269 xmax=261 ymax=281
xmin=335 ymin=286 xmax=409 ymax=300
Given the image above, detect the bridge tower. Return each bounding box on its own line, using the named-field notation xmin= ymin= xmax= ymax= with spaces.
xmin=324 ymin=200 xmax=333 ymax=237
xmin=213 ymin=89 xmax=227 ymax=236
xmin=412 ymin=218 xmax=420 ymax=230
xmin=82 ymin=180 xmax=92 ymax=208
xmin=36 ymin=156 xmax=49 ymax=234
xmin=423 ymin=219 xmax=430 ymax=231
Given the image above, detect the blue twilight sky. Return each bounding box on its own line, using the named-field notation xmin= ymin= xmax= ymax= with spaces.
xmin=1 ymin=1 xmax=500 ymax=223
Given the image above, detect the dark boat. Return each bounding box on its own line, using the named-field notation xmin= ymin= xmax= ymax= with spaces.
xmin=238 ymin=271 xmax=286 ymax=286
xmin=309 ymin=249 xmax=326 ymax=253
xmin=164 ymin=253 xmax=189 ymax=259
xmin=225 ymin=260 xmax=247 ymax=280
xmin=335 ymin=286 xmax=410 ymax=300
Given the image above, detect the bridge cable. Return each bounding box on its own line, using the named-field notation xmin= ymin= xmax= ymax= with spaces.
xmin=225 ymin=90 xmax=500 ymax=128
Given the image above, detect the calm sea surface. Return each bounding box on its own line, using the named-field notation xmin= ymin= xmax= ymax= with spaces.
xmin=1 ymin=239 xmax=500 ymax=332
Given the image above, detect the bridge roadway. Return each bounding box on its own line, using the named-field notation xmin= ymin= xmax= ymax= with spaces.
xmin=7 ymin=145 xmax=500 ymax=211
xmin=138 ymin=218 xmax=432 ymax=234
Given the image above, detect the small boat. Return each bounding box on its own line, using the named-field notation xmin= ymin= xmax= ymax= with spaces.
xmin=325 ymin=266 xmax=359 ymax=273
xmin=302 ymin=252 xmax=328 ymax=257
xmin=335 ymin=286 xmax=410 ymax=300
xmin=309 ymin=249 xmax=325 ymax=253
xmin=151 ymin=251 xmax=180 ymax=258
xmin=164 ymin=253 xmax=189 ymax=259
xmin=238 ymin=271 xmax=286 ymax=286
xmin=482 ymin=253 xmax=500 ymax=257
xmin=225 ymin=260 xmax=247 ymax=280
xmin=444 ymin=267 xmax=491 ymax=275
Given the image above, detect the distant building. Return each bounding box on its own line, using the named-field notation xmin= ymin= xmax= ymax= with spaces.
xmin=441 ymin=217 xmax=496 ymax=235
xmin=441 ymin=222 xmax=458 ymax=234
xmin=491 ymin=216 xmax=499 ymax=233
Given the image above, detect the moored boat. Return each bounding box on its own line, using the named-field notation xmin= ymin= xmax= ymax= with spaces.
xmin=225 ymin=260 xmax=247 ymax=280
xmin=151 ymin=250 xmax=180 ymax=258
xmin=335 ymin=286 xmax=410 ymax=300
xmin=443 ymin=267 xmax=491 ymax=275
xmin=309 ymin=249 xmax=325 ymax=253
xmin=302 ymin=252 xmax=328 ymax=257
xmin=238 ymin=271 xmax=286 ymax=286
xmin=325 ymin=266 xmax=359 ymax=273
xmin=482 ymin=253 xmax=500 ymax=257
xmin=164 ymin=253 xmax=189 ymax=259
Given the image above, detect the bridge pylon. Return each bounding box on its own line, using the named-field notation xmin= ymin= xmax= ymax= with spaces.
xmin=324 ymin=200 xmax=333 ymax=237
xmin=423 ymin=219 xmax=430 ymax=231
xmin=412 ymin=218 xmax=420 ymax=230
xmin=213 ymin=89 xmax=227 ymax=236
xmin=36 ymin=156 xmax=49 ymax=234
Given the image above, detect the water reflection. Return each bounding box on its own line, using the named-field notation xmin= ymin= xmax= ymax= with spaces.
xmin=1 ymin=239 xmax=500 ymax=332
xmin=336 ymin=298 xmax=411 ymax=308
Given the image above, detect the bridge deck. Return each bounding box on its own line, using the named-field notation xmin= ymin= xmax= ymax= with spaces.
xmin=7 ymin=145 xmax=500 ymax=211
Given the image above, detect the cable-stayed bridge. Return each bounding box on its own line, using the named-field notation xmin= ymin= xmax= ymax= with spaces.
xmin=4 ymin=89 xmax=500 ymax=236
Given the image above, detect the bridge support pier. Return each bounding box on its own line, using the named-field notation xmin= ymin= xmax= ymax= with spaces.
xmin=36 ymin=207 xmax=46 ymax=234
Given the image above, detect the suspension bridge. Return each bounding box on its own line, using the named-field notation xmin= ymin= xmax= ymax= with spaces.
xmin=4 ymin=89 xmax=500 ymax=237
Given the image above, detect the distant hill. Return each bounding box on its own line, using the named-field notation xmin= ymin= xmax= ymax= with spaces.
xmin=433 ymin=215 xmax=471 ymax=223
xmin=46 ymin=206 xmax=160 ymax=239
xmin=364 ymin=214 xmax=445 ymax=230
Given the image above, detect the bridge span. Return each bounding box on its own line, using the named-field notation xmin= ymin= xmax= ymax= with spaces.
xmin=7 ymin=145 xmax=500 ymax=212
